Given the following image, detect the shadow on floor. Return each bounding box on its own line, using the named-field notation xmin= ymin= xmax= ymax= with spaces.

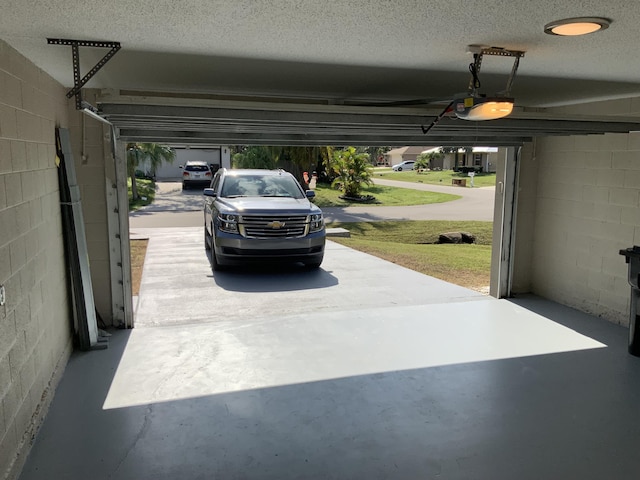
xmin=18 ymin=296 xmax=640 ymax=480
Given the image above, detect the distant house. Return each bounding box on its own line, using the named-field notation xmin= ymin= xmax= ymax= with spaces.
xmin=420 ymin=147 xmax=499 ymax=173
xmin=139 ymin=146 xmax=232 ymax=179
xmin=446 ymin=147 xmax=498 ymax=173
xmin=384 ymin=146 xmax=434 ymax=167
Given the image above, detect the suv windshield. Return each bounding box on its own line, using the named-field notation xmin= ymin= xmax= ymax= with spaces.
xmin=221 ymin=174 xmax=305 ymax=199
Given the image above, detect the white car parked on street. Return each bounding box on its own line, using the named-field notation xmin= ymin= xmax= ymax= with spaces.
xmin=392 ymin=161 xmax=415 ymax=171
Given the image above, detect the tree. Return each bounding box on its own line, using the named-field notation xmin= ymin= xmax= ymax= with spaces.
xmin=280 ymin=146 xmax=333 ymax=186
xmin=360 ymin=146 xmax=391 ymax=166
xmin=330 ymin=146 xmax=373 ymax=198
xmin=232 ymin=146 xmax=278 ymax=169
xmin=127 ymin=143 xmax=176 ymax=201
xmin=415 ymin=151 xmax=444 ymax=170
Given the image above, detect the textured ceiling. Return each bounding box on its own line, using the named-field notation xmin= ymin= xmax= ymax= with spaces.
xmin=2 ymin=0 xmax=640 ymax=144
xmin=3 ymin=0 xmax=640 ymax=106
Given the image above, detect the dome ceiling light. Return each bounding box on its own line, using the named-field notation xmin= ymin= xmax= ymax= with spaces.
xmin=450 ymin=46 xmax=525 ymax=122
xmin=544 ymin=17 xmax=611 ymax=36
xmin=418 ymin=45 xmax=525 ymax=134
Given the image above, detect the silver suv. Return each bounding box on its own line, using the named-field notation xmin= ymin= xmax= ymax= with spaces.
xmin=181 ymin=160 xmax=212 ymax=189
xmin=203 ymin=169 xmax=325 ymax=270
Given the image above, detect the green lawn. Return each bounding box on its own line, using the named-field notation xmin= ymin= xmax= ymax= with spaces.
xmin=128 ymin=178 xmax=156 ymax=211
xmin=327 ymin=220 xmax=493 ymax=291
xmin=373 ymin=168 xmax=497 ymax=188
xmin=312 ymin=183 xmax=461 ymax=208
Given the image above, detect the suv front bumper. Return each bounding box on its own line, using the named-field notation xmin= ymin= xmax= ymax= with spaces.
xmin=214 ymin=230 xmax=325 ymax=265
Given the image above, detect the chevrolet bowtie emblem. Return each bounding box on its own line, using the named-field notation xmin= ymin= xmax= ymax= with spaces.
xmin=267 ymin=220 xmax=285 ymax=229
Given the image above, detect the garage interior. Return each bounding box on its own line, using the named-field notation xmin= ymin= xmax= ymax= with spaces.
xmin=3 ymin=1 xmax=640 ymax=478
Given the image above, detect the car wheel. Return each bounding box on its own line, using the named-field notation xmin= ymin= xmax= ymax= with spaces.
xmin=210 ymin=234 xmax=225 ymax=272
xmin=182 ymin=182 xmax=187 ymax=190
xmin=397 ymin=167 xmax=402 ymax=171
xmin=204 ymin=226 xmax=211 ymax=250
xmin=211 ymin=248 xmax=224 ymax=271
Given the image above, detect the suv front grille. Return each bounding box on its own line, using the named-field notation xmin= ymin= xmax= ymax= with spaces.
xmin=240 ymin=215 xmax=308 ymax=238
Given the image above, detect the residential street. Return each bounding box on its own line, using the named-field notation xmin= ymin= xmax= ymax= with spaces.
xmin=129 ymin=179 xmax=495 ymax=228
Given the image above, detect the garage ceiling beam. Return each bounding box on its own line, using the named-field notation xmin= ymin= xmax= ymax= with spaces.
xmin=116 ymin=129 xmax=531 ymax=146
xmin=99 ymin=99 xmax=640 ymax=147
xmin=100 ymin=103 xmax=433 ymax=127
xmin=111 ymin=119 xmax=635 ymax=136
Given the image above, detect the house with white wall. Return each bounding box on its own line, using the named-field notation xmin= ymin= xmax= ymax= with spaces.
xmin=425 ymin=147 xmax=499 ymax=172
xmin=157 ymin=147 xmax=231 ymax=179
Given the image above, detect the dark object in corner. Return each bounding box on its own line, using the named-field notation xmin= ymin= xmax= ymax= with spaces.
xmin=437 ymin=232 xmax=476 ymax=244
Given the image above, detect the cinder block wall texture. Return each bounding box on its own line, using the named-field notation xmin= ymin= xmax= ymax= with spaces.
xmin=0 ymin=41 xmax=73 ymax=479
xmin=514 ymin=96 xmax=640 ymax=326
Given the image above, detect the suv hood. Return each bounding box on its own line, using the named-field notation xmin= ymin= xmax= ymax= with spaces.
xmin=217 ymin=197 xmax=321 ymax=214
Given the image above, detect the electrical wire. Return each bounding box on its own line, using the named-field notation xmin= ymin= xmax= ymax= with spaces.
xmin=469 ymin=61 xmax=481 ymax=91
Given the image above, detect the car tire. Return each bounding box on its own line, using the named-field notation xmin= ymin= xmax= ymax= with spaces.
xmin=182 ymin=182 xmax=187 ymax=190
xmin=211 ymin=249 xmax=224 ymax=272
xmin=397 ymin=167 xmax=402 ymax=171
xmin=204 ymin=226 xmax=211 ymax=250
xmin=210 ymin=234 xmax=225 ymax=272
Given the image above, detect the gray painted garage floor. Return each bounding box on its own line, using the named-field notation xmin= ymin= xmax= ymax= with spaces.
xmin=19 ymin=228 xmax=640 ymax=479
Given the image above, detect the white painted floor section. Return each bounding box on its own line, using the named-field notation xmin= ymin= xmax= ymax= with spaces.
xmin=19 ymin=227 xmax=640 ymax=480
xmin=105 ymin=300 xmax=604 ymax=410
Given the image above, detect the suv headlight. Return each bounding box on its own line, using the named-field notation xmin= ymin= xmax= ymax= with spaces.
xmin=309 ymin=213 xmax=324 ymax=233
xmin=218 ymin=213 xmax=239 ymax=233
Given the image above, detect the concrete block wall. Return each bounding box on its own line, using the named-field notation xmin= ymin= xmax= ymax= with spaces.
xmin=517 ymin=114 xmax=640 ymax=324
xmin=0 ymin=41 xmax=73 ymax=480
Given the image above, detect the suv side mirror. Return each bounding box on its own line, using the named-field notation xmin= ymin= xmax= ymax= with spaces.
xmin=203 ymin=188 xmax=217 ymax=197
xmin=305 ymin=190 xmax=316 ymax=199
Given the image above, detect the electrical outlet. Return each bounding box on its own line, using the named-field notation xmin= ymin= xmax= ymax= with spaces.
xmin=0 ymin=285 xmax=5 ymax=306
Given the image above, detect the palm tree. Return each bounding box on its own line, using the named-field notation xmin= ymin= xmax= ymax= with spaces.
xmin=330 ymin=146 xmax=373 ymax=198
xmin=127 ymin=143 xmax=176 ymax=201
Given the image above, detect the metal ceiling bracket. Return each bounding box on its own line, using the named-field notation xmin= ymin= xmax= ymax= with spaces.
xmin=47 ymin=38 xmax=121 ymax=109
xmin=466 ymin=45 xmax=525 ymax=97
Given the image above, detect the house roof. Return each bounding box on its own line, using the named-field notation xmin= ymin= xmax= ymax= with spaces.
xmin=421 ymin=146 xmax=500 ymax=154
xmin=386 ymin=146 xmax=433 ymax=156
